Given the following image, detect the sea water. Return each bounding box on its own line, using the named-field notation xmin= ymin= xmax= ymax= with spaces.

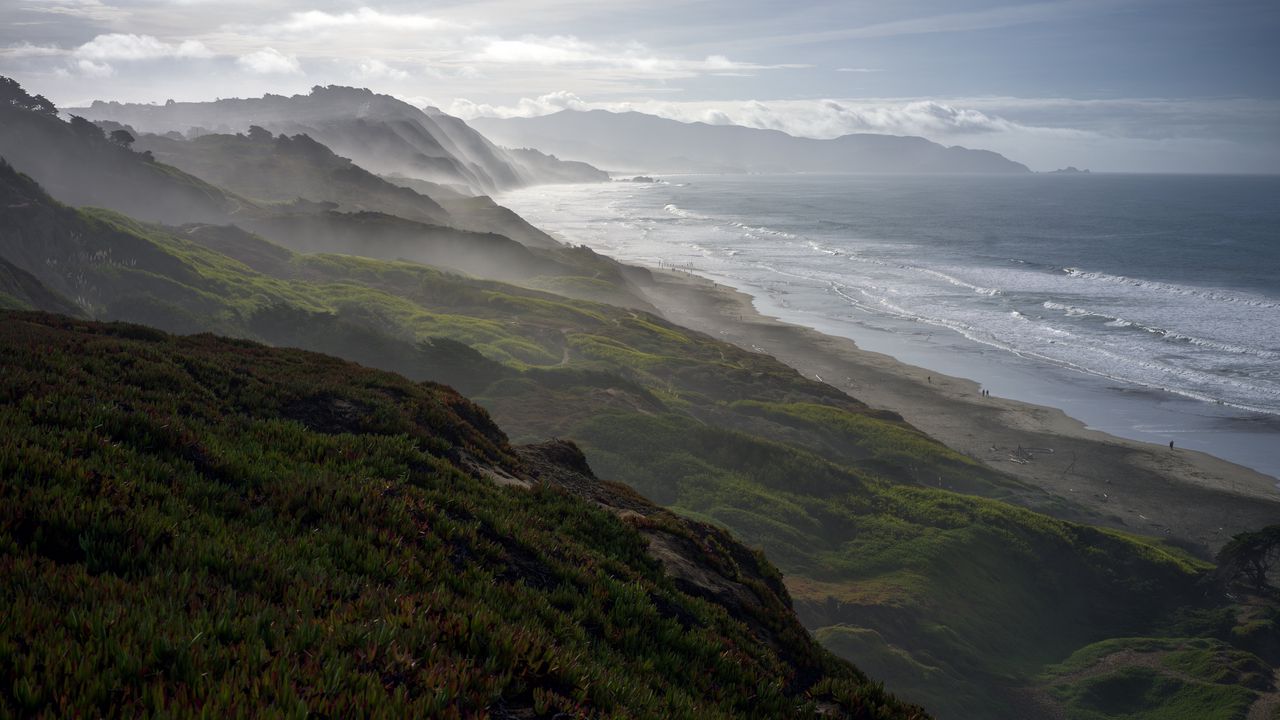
xmin=499 ymin=174 xmax=1280 ymax=480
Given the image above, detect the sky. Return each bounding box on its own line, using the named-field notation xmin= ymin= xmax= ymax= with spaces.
xmin=2 ymin=0 xmax=1278 ymax=172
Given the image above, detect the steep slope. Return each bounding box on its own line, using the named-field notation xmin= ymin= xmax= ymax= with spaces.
xmin=74 ymin=86 xmax=608 ymax=194
xmin=471 ymin=110 xmax=1029 ymax=174
xmin=0 ymin=256 xmax=82 ymax=315
xmin=0 ymin=88 xmax=247 ymax=225
xmin=5 ymin=153 xmax=1272 ymax=719
xmin=381 ymin=173 xmax=564 ymax=249
xmin=136 ymin=129 xmax=452 ymax=225
xmin=136 ymin=129 xmax=565 ymax=250
xmin=0 ymin=311 xmax=924 ymax=719
xmin=0 ymin=83 xmax=642 ymax=299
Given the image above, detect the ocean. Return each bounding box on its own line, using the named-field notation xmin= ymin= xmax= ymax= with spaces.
xmin=498 ymin=174 xmax=1280 ymax=479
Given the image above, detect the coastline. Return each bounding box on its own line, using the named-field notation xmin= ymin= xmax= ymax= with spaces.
xmin=632 ymin=266 xmax=1280 ymax=553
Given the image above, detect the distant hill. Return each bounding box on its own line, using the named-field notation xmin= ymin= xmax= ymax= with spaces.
xmin=132 ymin=128 xmax=563 ymax=249
xmin=471 ymin=109 xmax=1030 ymax=174
xmin=134 ymin=129 xmax=453 ymax=226
xmin=73 ymin=86 xmax=609 ymax=194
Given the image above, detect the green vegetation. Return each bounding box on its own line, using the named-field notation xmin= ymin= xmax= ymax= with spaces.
xmin=0 ymin=312 xmax=924 ymax=719
xmin=4 ymin=153 xmax=1271 ymax=717
xmin=3 ymin=74 xmax=1276 ymax=718
xmin=1041 ymin=638 xmax=1273 ymax=719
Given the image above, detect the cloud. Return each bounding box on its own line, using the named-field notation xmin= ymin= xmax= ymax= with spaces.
xmin=452 ymin=94 xmax=1025 ymax=137
xmin=449 ymin=90 xmax=587 ymax=118
xmin=468 ymin=35 xmax=806 ymax=79
xmin=353 ymin=59 xmax=409 ymax=81
xmin=74 ymin=34 xmax=213 ymax=61
xmin=278 ymin=7 xmax=460 ymax=33
xmin=236 ymin=48 xmax=301 ymax=75
xmin=18 ymin=0 xmax=123 ymax=22
xmin=280 ymin=7 xmax=460 ymax=32
xmin=750 ymin=0 xmax=1131 ymax=47
xmin=0 ymin=43 xmax=67 ymax=58
xmin=75 ymin=59 xmax=114 ymax=77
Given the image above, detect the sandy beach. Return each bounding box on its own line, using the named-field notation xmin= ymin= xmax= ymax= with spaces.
xmin=635 ymin=267 xmax=1280 ymax=555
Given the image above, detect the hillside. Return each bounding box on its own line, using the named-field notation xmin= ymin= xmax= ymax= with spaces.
xmin=135 ymin=129 xmax=453 ymax=226
xmin=0 ymin=311 xmax=925 ymax=718
xmin=0 ymin=256 xmax=82 ymax=316
xmin=470 ymin=110 xmax=1029 ymax=174
xmin=73 ymin=86 xmax=608 ymax=194
xmin=3 ymin=150 xmax=1275 ymax=718
xmin=134 ymin=129 xmax=564 ymax=250
xmin=0 ymin=86 xmax=248 ymax=225
xmin=0 ymin=82 xmax=649 ymax=305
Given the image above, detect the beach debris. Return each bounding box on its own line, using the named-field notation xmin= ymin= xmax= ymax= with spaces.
xmin=1000 ymin=444 xmax=1055 ymax=464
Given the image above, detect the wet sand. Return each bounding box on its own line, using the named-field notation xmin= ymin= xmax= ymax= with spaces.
xmin=637 ymin=268 xmax=1280 ymax=555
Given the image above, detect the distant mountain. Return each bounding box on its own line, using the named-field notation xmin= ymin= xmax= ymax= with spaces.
xmin=73 ymin=86 xmax=609 ymax=194
xmin=471 ymin=110 xmax=1030 ymax=174
xmin=135 ymin=129 xmax=452 ymax=226
xmin=129 ymin=128 xmax=563 ymax=249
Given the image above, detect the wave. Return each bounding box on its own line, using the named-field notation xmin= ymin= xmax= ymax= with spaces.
xmin=919 ymin=268 xmax=1001 ymax=296
xmin=729 ymin=221 xmax=798 ymax=240
xmin=823 ymin=279 xmax=1280 ymax=415
xmin=663 ymin=203 xmax=704 ymax=220
xmin=1061 ymin=267 xmax=1280 ymax=309
xmin=1042 ymin=300 xmax=1280 ymax=360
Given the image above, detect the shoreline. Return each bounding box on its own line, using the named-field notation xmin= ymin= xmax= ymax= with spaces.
xmin=631 ymin=266 xmax=1280 ymax=554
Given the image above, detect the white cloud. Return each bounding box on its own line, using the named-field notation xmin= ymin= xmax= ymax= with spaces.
xmin=475 ymin=36 xmax=594 ymax=65
xmin=450 ymin=90 xmax=588 ymax=118
xmin=76 ymin=59 xmax=114 ymax=77
xmin=468 ymin=35 xmax=806 ymax=79
xmin=354 ymin=59 xmax=409 ymax=81
xmin=0 ymin=43 xmax=67 ymax=58
xmin=236 ymin=48 xmax=301 ymax=75
xmin=74 ymin=34 xmax=213 ymax=61
xmin=19 ymin=0 xmax=124 ymax=22
xmin=453 ymin=94 xmax=1024 ymax=138
xmin=279 ymin=7 xmax=460 ymax=33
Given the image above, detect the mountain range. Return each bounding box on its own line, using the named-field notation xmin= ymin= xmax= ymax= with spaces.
xmin=471 ymin=109 xmax=1031 ymax=174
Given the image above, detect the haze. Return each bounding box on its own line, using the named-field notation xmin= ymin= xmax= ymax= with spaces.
xmin=3 ymin=0 xmax=1278 ymax=173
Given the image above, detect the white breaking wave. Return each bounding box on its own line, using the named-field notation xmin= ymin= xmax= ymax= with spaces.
xmin=1062 ymin=267 xmax=1280 ymax=309
xmin=1042 ymin=300 xmax=1280 ymax=360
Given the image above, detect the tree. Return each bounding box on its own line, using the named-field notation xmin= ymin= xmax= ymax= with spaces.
xmin=1217 ymin=525 xmax=1280 ymax=593
xmin=1 ymin=76 xmax=57 ymax=115
xmin=109 ymin=129 xmax=136 ymax=148
xmin=247 ymin=125 xmax=273 ymax=142
xmin=68 ymin=115 xmax=105 ymax=140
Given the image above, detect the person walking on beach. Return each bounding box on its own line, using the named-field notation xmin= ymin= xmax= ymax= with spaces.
xmin=1169 ymin=440 xmax=1175 ymax=449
